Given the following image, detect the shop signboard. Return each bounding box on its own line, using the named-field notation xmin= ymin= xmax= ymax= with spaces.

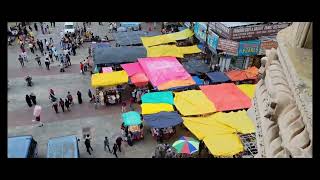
xmin=238 ymin=40 xmax=261 ymax=56
xmin=207 ymin=30 xmax=219 ymax=50
xmin=258 ymin=40 xmax=278 ymax=55
xmin=209 ymin=22 xmax=231 ymax=39
xmin=194 ymin=22 xmax=208 ymax=42
xmin=231 ymin=22 xmax=291 ymax=40
xmin=217 ymin=38 xmax=239 ymax=56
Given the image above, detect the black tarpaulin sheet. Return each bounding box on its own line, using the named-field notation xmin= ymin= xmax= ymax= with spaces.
xmin=182 ymin=59 xmax=211 ymax=75
xmin=143 ymin=111 xmax=183 ymax=128
xmin=112 ymin=31 xmax=161 ymax=46
xmin=93 ymin=46 xmax=147 ymax=65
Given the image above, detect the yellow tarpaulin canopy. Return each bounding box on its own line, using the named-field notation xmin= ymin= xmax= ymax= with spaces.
xmin=166 ymin=29 xmax=194 ymax=41
xmin=174 ymin=90 xmax=216 ymax=116
xmin=91 ymin=70 xmax=128 ymax=88
xmin=237 ymin=84 xmax=256 ymax=99
xmin=141 ymin=35 xmax=176 ymax=48
xmin=211 ymin=111 xmax=256 ymax=134
xmin=141 ymin=103 xmax=174 ymax=115
xmin=204 ymin=134 xmax=244 ymax=157
xmin=182 ymin=110 xmax=255 ymax=156
xmin=146 ymin=45 xmax=201 ymax=58
xmin=141 ymin=29 xmax=194 ymax=47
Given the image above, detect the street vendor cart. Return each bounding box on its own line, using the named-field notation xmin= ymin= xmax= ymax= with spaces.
xmin=121 ymin=111 xmax=144 ymax=142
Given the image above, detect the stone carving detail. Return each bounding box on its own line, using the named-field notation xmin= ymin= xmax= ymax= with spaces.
xmin=252 ymin=46 xmax=312 ymax=158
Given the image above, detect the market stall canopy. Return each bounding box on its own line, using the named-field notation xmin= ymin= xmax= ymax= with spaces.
xmin=93 ymin=46 xmax=146 ymax=66
xmin=226 ymin=66 xmax=259 ymax=82
xmin=141 ymin=91 xmax=174 ymax=105
xmin=206 ymin=72 xmax=231 ymax=84
xmin=157 ymin=78 xmax=195 ymax=90
xmin=182 ymin=59 xmax=211 ymax=75
xmin=146 ymin=45 xmax=201 ymax=58
xmin=237 ymin=84 xmax=256 ymax=99
xmin=91 ymin=71 xmax=128 ymax=88
xmin=182 ymin=110 xmax=255 ymax=156
xmin=8 ymin=136 xmax=33 ymax=158
xmin=138 ymin=57 xmax=195 ymax=89
xmin=192 ymin=76 xmax=204 ymax=85
xmin=112 ymin=31 xmax=161 ymax=46
xmin=122 ymin=111 xmax=142 ymax=126
xmin=47 ymin=135 xmax=79 ymax=158
xmin=141 ymin=29 xmax=194 ymax=47
xmin=143 ymin=111 xmax=183 ymax=128
xmin=130 ymin=73 xmax=149 ymax=87
xmin=200 ymin=83 xmax=251 ymax=111
xmin=91 ymin=42 xmax=111 ymax=49
xmin=174 ymin=90 xmax=216 ymax=116
xmin=121 ymin=62 xmax=145 ymax=76
xmin=141 ymin=103 xmax=174 ymax=115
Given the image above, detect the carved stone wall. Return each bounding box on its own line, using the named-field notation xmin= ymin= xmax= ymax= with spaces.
xmin=249 ymin=22 xmax=312 ymax=158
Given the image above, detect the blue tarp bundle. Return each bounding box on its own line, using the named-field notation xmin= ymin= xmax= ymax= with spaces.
xmin=8 ymin=136 xmax=33 ymax=158
xmin=182 ymin=59 xmax=211 ymax=76
xmin=206 ymin=71 xmax=231 ymax=84
xmin=143 ymin=111 xmax=183 ymax=128
xmin=192 ymin=76 xmax=204 ymax=85
xmin=47 ymin=135 xmax=79 ymax=158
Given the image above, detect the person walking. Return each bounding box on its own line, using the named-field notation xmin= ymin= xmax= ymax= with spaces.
xmin=52 ymin=101 xmax=59 ymax=113
xmin=45 ymin=39 xmax=50 ymax=51
xmin=72 ymin=43 xmax=76 ymax=56
xmin=121 ymin=101 xmax=127 ymax=112
xmin=104 ymin=136 xmax=111 ymax=153
xmin=67 ymin=91 xmax=74 ymax=105
xmin=25 ymin=94 xmax=32 ymax=107
xmin=65 ymin=98 xmax=70 ymax=111
xmin=28 ymin=25 xmax=32 ymax=32
xmin=129 ymin=97 xmax=134 ymax=111
xmin=84 ymin=134 xmax=94 ymax=155
xmin=22 ymin=51 xmax=28 ymax=62
xmin=32 ymin=105 xmax=43 ymax=127
xmin=66 ymin=54 xmax=71 ymax=66
xmin=80 ymin=62 xmax=84 ymax=74
xmin=59 ymin=98 xmax=65 ymax=112
xmin=34 ymin=23 xmax=38 ymax=31
xmin=53 ymin=22 xmax=55 ymax=27
xmin=49 ymin=37 xmax=54 ymax=44
xmin=88 ymin=89 xmax=93 ymax=102
xmin=44 ymin=57 xmax=50 ymax=70
xmin=41 ymin=24 xmax=44 ymax=34
xmin=34 ymin=54 xmax=41 ymax=66
xmin=30 ymin=93 xmax=37 ymax=105
xmin=29 ymin=42 xmax=34 ymax=54
xmin=18 ymin=55 xmax=24 ymax=67
xmin=116 ymin=137 xmax=123 ymax=152
xmin=48 ymin=50 xmax=53 ymax=62
xmin=112 ymin=143 xmax=118 ymax=158
xmin=77 ymin=91 xmax=82 ymax=104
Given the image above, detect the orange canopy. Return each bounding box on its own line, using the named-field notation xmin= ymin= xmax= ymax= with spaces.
xmin=200 ymin=83 xmax=252 ymax=112
xmin=157 ymin=77 xmax=195 ymax=90
xmin=131 ymin=73 xmax=149 ymax=87
xmin=226 ymin=66 xmax=259 ymax=82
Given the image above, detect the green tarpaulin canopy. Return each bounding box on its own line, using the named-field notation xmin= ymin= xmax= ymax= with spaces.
xmin=122 ymin=111 xmax=142 ymax=126
xmin=141 ymin=91 xmax=174 ymax=105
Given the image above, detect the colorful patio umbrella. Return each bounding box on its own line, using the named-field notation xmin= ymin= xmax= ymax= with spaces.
xmin=172 ymin=136 xmax=199 ymax=154
xmin=122 ymin=111 xmax=142 ymax=126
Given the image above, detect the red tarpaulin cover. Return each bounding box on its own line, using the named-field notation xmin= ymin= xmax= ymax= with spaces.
xmin=131 ymin=73 xmax=149 ymax=87
xmin=200 ymin=83 xmax=251 ymax=111
xmin=226 ymin=66 xmax=259 ymax=82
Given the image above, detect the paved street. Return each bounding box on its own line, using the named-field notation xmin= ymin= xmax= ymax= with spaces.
xmin=7 ymin=22 xmax=165 ymax=158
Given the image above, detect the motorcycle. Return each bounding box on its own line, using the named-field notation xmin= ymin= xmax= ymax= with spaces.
xmin=25 ymin=76 xmax=33 ymax=87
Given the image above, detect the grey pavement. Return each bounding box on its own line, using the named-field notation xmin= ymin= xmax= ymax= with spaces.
xmin=7 ymin=22 xmax=170 ymax=158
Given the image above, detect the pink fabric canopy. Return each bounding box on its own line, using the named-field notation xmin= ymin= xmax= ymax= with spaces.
xmin=138 ymin=57 xmax=192 ymax=87
xmin=121 ymin=62 xmax=145 ymax=76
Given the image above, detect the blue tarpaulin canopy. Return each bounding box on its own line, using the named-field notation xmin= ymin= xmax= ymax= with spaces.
xmin=122 ymin=111 xmax=142 ymax=126
xmin=47 ymin=135 xmax=79 ymax=158
xmin=192 ymin=76 xmax=204 ymax=85
xmin=182 ymin=59 xmax=211 ymax=76
xmin=206 ymin=71 xmax=231 ymax=84
xmin=8 ymin=136 xmax=33 ymax=158
xmin=143 ymin=111 xmax=183 ymax=128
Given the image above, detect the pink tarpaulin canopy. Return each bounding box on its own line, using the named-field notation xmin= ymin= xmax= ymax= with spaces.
xmin=102 ymin=67 xmax=113 ymax=73
xmin=120 ymin=62 xmax=144 ymax=76
xmin=138 ymin=57 xmax=192 ymax=87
